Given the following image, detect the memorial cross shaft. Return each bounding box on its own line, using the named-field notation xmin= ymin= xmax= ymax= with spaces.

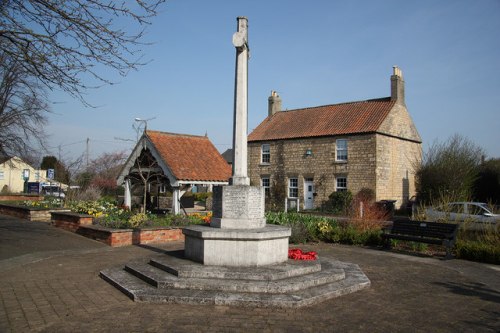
xmin=231 ymin=16 xmax=250 ymax=186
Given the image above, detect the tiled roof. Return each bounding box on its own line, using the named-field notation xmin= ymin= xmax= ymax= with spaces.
xmin=248 ymin=97 xmax=396 ymax=142
xmin=146 ymin=131 xmax=231 ymax=182
xmin=221 ymin=149 xmax=233 ymax=164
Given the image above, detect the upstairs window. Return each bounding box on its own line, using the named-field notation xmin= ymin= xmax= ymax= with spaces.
xmin=261 ymin=144 xmax=270 ymax=164
xmin=289 ymin=178 xmax=298 ymax=198
xmin=336 ymin=139 xmax=348 ymax=162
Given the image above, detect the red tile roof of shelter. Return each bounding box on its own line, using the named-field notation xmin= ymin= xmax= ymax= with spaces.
xmin=146 ymin=131 xmax=231 ymax=182
xmin=248 ymin=97 xmax=396 ymax=142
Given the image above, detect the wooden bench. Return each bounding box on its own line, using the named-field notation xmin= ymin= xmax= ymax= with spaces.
xmin=382 ymin=220 xmax=459 ymax=259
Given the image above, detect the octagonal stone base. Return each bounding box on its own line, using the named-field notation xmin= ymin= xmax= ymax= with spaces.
xmin=183 ymin=224 xmax=291 ymax=267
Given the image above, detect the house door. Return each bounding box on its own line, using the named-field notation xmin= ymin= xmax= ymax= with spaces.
xmin=304 ymin=178 xmax=314 ymax=210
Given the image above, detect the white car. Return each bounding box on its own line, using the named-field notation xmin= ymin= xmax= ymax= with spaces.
xmin=41 ymin=185 xmax=66 ymax=199
xmin=425 ymin=202 xmax=499 ymax=224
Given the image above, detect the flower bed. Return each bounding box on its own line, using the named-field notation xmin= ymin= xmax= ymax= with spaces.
xmin=68 ymin=199 xmax=211 ymax=229
xmin=0 ymin=203 xmax=69 ymax=222
xmin=50 ymin=211 xmax=184 ymax=247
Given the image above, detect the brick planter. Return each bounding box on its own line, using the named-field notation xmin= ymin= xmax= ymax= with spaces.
xmin=50 ymin=211 xmax=184 ymax=247
xmin=0 ymin=203 xmax=69 ymax=222
xmin=0 ymin=194 xmax=43 ymax=201
xmin=51 ymin=211 xmax=93 ymax=232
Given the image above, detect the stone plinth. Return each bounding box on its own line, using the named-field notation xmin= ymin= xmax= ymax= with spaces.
xmin=211 ymin=185 xmax=266 ymax=229
xmin=183 ymin=224 xmax=291 ymax=266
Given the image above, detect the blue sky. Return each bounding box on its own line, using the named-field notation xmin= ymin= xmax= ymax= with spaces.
xmin=46 ymin=0 xmax=500 ymax=161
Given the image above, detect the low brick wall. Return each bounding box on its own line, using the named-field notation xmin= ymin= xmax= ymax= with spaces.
xmin=0 ymin=203 xmax=69 ymax=222
xmin=77 ymin=225 xmax=184 ymax=247
xmin=0 ymin=194 xmax=43 ymax=201
xmin=51 ymin=212 xmax=93 ymax=232
xmin=50 ymin=211 xmax=184 ymax=247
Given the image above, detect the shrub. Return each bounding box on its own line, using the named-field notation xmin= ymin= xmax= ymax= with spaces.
xmin=128 ymin=213 xmax=148 ymax=228
xmin=69 ymin=185 xmax=102 ymax=202
xmin=355 ymin=188 xmax=375 ymax=203
xmin=265 ymin=212 xmax=384 ymax=246
xmin=326 ymin=191 xmax=353 ymax=215
xmin=192 ymin=192 xmax=211 ymax=202
xmin=266 ymin=212 xmax=329 ymax=243
xmin=455 ymin=240 xmax=500 ymax=264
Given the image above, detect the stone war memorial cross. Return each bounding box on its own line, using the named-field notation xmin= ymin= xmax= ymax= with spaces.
xmin=101 ymin=17 xmax=370 ymax=307
xmin=182 ymin=17 xmax=292 ymax=266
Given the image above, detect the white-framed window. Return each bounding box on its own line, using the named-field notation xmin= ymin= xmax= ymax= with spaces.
xmin=336 ymin=176 xmax=347 ymax=192
xmin=336 ymin=139 xmax=348 ymax=162
xmin=261 ymin=177 xmax=270 ymax=196
xmin=261 ymin=144 xmax=270 ymax=164
xmin=0 ymin=171 xmax=4 ymax=180
xmin=288 ymin=178 xmax=298 ymax=198
xmin=158 ymin=185 xmax=168 ymax=193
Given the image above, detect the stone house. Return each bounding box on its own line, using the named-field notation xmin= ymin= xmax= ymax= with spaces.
xmin=247 ymin=67 xmax=422 ymax=210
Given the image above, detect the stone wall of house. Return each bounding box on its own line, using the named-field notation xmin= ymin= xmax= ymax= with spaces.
xmin=248 ymin=134 xmax=378 ymax=210
xmin=378 ymin=104 xmax=421 ymax=143
xmin=375 ymin=134 xmax=422 ymax=207
xmin=375 ymin=103 xmax=422 ymax=208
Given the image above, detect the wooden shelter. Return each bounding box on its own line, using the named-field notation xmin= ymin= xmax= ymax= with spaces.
xmin=117 ymin=130 xmax=231 ymax=214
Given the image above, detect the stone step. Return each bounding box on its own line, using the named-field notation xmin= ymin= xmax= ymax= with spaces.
xmin=99 ymin=260 xmax=370 ymax=308
xmin=124 ymin=259 xmax=345 ymax=294
xmin=100 ymin=266 xmax=154 ymax=300
xmin=150 ymin=256 xmax=322 ymax=280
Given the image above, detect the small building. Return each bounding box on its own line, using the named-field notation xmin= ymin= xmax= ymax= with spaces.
xmin=247 ymin=67 xmax=422 ymax=210
xmin=117 ymin=130 xmax=232 ymax=214
xmin=0 ymin=155 xmax=49 ymax=193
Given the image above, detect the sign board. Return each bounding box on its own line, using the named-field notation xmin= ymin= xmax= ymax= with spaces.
xmin=47 ymin=169 xmax=55 ymax=180
xmin=27 ymin=182 xmax=40 ymax=194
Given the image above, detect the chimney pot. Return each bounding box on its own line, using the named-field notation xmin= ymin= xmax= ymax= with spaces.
xmin=268 ymin=90 xmax=282 ymax=117
xmin=391 ymin=66 xmax=405 ymax=104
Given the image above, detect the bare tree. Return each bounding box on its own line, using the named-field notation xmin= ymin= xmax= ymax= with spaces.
xmin=1 ymin=0 xmax=164 ymax=156
xmin=0 ymin=50 xmax=48 ymax=156
xmin=86 ymin=151 xmax=128 ymax=195
xmin=87 ymin=151 xmax=128 ymax=176
xmin=129 ymin=148 xmax=165 ymax=213
xmin=416 ymin=134 xmax=485 ymax=204
xmin=0 ymin=0 xmax=165 ymax=103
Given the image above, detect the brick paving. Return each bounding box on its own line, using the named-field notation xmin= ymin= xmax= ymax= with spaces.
xmin=0 ymin=213 xmax=499 ymax=332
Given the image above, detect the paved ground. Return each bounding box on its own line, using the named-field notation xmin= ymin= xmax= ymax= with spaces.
xmin=0 ymin=213 xmax=499 ymax=333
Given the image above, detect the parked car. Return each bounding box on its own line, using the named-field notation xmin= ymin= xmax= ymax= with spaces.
xmin=425 ymin=202 xmax=499 ymax=224
xmin=41 ymin=185 xmax=65 ymax=199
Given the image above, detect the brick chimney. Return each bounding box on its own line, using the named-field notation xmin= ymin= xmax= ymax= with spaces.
xmin=390 ymin=66 xmax=405 ymax=104
xmin=268 ymin=90 xmax=282 ymax=117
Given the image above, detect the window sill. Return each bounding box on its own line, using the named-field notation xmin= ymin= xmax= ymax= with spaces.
xmin=259 ymin=163 xmax=271 ymax=166
xmin=335 ymin=160 xmax=348 ymax=164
